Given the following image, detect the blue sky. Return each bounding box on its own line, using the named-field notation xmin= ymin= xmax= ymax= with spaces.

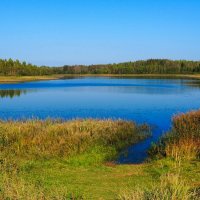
xmin=0 ymin=0 xmax=200 ymax=66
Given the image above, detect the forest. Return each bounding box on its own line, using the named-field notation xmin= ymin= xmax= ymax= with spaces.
xmin=1 ymin=58 xmax=200 ymax=76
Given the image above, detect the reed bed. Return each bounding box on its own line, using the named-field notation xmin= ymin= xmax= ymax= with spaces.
xmin=149 ymin=110 xmax=200 ymax=160
xmin=0 ymin=116 xmax=199 ymax=199
xmin=0 ymin=119 xmax=149 ymax=161
xmin=0 ymin=119 xmax=149 ymax=199
xmin=146 ymin=114 xmax=200 ymax=199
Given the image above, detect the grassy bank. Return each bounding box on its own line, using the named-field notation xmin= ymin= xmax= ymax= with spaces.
xmin=1 ymin=74 xmax=200 ymax=84
xmin=149 ymin=110 xmax=200 ymax=161
xmin=62 ymin=74 xmax=200 ymax=79
xmin=123 ymin=110 xmax=200 ymax=200
xmin=0 ymin=119 xmax=150 ymax=199
xmin=0 ymin=75 xmax=65 ymax=83
xmin=0 ymin=119 xmax=149 ymax=162
xmin=0 ymin=115 xmax=200 ymax=199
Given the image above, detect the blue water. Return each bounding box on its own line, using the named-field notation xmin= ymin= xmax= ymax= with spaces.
xmin=1 ymin=77 xmax=200 ymax=163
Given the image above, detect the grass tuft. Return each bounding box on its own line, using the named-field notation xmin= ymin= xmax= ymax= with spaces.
xmin=118 ymin=173 xmax=198 ymax=200
xmin=0 ymin=172 xmax=83 ymax=200
xmin=148 ymin=110 xmax=200 ymax=161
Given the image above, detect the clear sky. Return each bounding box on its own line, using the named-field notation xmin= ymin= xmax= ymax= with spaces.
xmin=0 ymin=0 xmax=200 ymax=66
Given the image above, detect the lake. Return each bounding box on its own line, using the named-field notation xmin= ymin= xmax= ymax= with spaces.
xmin=1 ymin=77 xmax=200 ymax=163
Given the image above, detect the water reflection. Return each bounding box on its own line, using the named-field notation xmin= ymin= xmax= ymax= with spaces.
xmin=1 ymin=78 xmax=200 ymax=163
xmin=185 ymin=80 xmax=200 ymax=88
xmin=0 ymin=90 xmax=28 ymax=99
xmin=0 ymin=77 xmax=197 ymax=90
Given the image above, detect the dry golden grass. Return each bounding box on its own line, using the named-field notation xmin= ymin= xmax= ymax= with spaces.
xmin=118 ymin=173 xmax=198 ymax=200
xmin=0 ymin=119 xmax=149 ymax=199
xmin=0 ymin=75 xmax=65 ymax=83
xmin=0 ymin=172 xmax=83 ymax=200
xmin=0 ymin=119 xmax=149 ymax=160
xmin=166 ymin=110 xmax=200 ymax=160
xmin=0 ymin=116 xmax=199 ymax=199
xmin=149 ymin=110 xmax=200 ymax=161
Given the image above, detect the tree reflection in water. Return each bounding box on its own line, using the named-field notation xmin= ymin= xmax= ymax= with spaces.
xmin=0 ymin=90 xmax=27 ymax=99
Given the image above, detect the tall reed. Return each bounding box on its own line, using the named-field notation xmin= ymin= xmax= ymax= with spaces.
xmin=0 ymin=119 xmax=150 ymax=199
xmin=0 ymin=119 xmax=149 ymax=160
xmin=149 ymin=110 xmax=200 ymax=160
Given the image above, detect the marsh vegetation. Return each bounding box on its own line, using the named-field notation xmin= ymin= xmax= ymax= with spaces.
xmin=123 ymin=110 xmax=200 ymax=200
xmin=0 ymin=111 xmax=200 ymax=199
xmin=149 ymin=110 xmax=200 ymax=161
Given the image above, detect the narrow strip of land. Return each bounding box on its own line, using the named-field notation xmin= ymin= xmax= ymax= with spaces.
xmin=1 ymin=74 xmax=200 ymax=84
xmin=0 ymin=75 xmax=65 ymax=83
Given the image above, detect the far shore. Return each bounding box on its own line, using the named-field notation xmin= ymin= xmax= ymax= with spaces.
xmin=0 ymin=75 xmax=64 ymax=83
xmin=0 ymin=73 xmax=200 ymax=83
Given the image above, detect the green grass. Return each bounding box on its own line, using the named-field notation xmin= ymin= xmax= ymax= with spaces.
xmin=0 ymin=119 xmax=150 ymax=199
xmin=0 ymin=116 xmax=200 ymax=199
xmin=1 ymin=158 xmax=199 ymax=199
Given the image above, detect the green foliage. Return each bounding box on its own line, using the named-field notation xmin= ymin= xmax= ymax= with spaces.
xmin=63 ymin=59 xmax=200 ymax=74
xmin=1 ymin=58 xmax=200 ymax=76
xmin=0 ymin=58 xmax=62 ymax=76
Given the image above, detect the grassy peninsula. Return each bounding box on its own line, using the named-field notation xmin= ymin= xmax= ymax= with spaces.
xmin=0 ymin=75 xmax=65 ymax=83
xmin=0 ymin=111 xmax=200 ymax=199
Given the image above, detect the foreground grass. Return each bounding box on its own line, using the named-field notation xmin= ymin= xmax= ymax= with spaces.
xmin=0 ymin=116 xmax=200 ymax=199
xmin=0 ymin=119 xmax=149 ymax=161
xmin=0 ymin=119 xmax=150 ymax=199
xmin=118 ymin=110 xmax=200 ymax=200
xmin=1 ymin=158 xmax=199 ymax=199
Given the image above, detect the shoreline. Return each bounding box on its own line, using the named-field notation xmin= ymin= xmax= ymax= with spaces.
xmin=1 ymin=113 xmax=200 ymax=199
xmin=0 ymin=75 xmax=64 ymax=84
xmin=1 ymin=73 xmax=200 ymax=83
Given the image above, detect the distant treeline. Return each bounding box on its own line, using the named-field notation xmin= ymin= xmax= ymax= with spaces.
xmin=1 ymin=58 xmax=200 ymax=76
xmin=63 ymin=59 xmax=200 ymax=74
xmin=0 ymin=59 xmax=60 ymax=76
